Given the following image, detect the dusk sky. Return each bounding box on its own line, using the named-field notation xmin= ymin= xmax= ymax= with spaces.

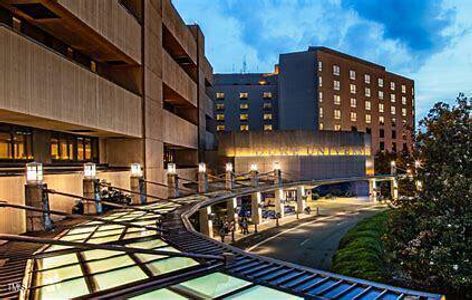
xmin=173 ymin=0 xmax=472 ymax=122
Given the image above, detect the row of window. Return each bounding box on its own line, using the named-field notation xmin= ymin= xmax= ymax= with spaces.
xmin=319 ymin=108 xmax=408 ymax=125
xmin=215 ymin=103 xmax=273 ymax=110
xmin=319 ymin=91 xmax=410 ymax=106
xmin=216 ymin=124 xmax=273 ymax=132
xmin=216 ymin=113 xmax=273 ymax=121
xmin=215 ymin=92 xmax=273 ymax=100
xmin=319 ymin=97 xmax=408 ymax=116
xmin=318 ymin=61 xmax=412 ymax=94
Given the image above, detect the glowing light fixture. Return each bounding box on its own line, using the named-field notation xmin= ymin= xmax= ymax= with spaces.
xmin=130 ymin=163 xmax=142 ymax=177
xmin=83 ymin=162 xmax=96 ymax=179
xmin=250 ymin=163 xmax=258 ymax=172
xmin=390 ymin=161 xmax=396 ymax=167
xmin=225 ymin=162 xmax=233 ymax=172
xmin=273 ymin=161 xmax=280 ymax=170
xmin=198 ymin=163 xmax=206 ymax=173
xmin=415 ymin=160 xmax=421 ymax=169
xmin=167 ymin=163 xmax=177 ymax=175
xmin=26 ymin=162 xmax=43 ymax=184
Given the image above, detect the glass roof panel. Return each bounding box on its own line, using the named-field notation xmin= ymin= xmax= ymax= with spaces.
xmin=38 ymin=253 xmax=78 ymax=270
xmin=36 ymin=264 xmax=83 ymax=286
xmin=91 ymin=228 xmax=124 ymax=238
xmin=67 ymin=226 xmax=97 ymax=235
xmin=145 ymin=257 xmax=198 ymax=276
xmin=127 ymin=239 xmax=168 ymax=249
xmin=96 ymin=224 xmax=125 ymax=231
xmin=43 ymin=244 xmax=73 ymax=252
xmin=87 ymin=255 xmax=135 ymax=274
xmin=176 ymin=272 xmax=250 ymax=298
xmin=87 ymin=234 xmax=122 ymax=244
xmin=129 ymin=288 xmax=187 ymax=299
xmin=82 ymin=249 xmax=122 ymax=261
xmin=35 ymin=277 xmax=89 ymax=300
xmin=59 ymin=232 xmax=91 ymax=241
xmin=124 ymin=230 xmax=158 ymax=239
xmin=226 ymin=285 xmax=303 ymax=299
xmin=94 ymin=266 xmax=148 ymax=291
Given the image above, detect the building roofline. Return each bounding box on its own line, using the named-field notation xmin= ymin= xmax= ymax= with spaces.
xmin=309 ymin=46 xmax=386 ymax=70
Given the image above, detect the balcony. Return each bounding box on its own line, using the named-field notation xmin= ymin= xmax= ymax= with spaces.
xmin=162 ymin=110 xmax=198 ymax=149
xmin=163 ymin=50 xmax=197 ymax=107
xmin=0 ymin=25 xmax=142 ymax=138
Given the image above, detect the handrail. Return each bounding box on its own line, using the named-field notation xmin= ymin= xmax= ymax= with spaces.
xmin=99 ymin=183 xmax=187 ymax=205
xmin=142 ymin=179 xmax=196 ymax=193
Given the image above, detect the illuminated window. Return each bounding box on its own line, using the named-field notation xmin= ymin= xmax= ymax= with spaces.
xmin=216 ymin=92 xmax=225 ymax=99
xmin=350 ymin=84 xmax=356 ymax=94
xmin=378 ymin=90 xmax=384 ymax=100
xmin=334 ymin=109 xmax=341 ymax=120
xmin=264 ymin=124 xmax=273 ymax=131
xmin=390 ymin=82 xmax=395 ymax=91
xmin=390 ymin=94 xmax=396 ymax=102
xmin=378 ymin=78 xmax=384 ymax=87
xmin=333 ymin=65 xmax=340 ymax=76
xmin=391 ymin=106 xmax=396 ymax=115
xmin=364 ymin=74 xmax=371 ymax=84
xmin=318 ymin=76 xmax=322 ymax=87
xmin=365 ymin=87 xmax=371 ymax=97
xmin=319 ymin=107 xmax=324 ymax=118
xmin=379 ymin=103 xmax=384 ymax=113
xmin=216 ymin=114 xmax=225 ymax=121
xmin=318 ymin=61 xmax=323 ymax=71
xmin=240 ymin=124 xmax=249 ymax=131
xmin=216 ymin=125 xmax=225 ymax=131
xmin=365 ymin=101 xmax=371 ymax=111
xmin=319 ymin=92 xmax=323 ymax=102
xmin=401 ymin=84 xmax=406 ymax=93
xmin=263 ymin=103 xmax=272 ymax=109
xmin=263 ymin=92 xmax=272 ymax=99
xmin=334 ymin=95 xmax=341 ymax=105
xmin=365 ymin=114 xmax=372 ymax=123
xmin=239 ymin=92 xmax=248 ymax=99
xmin=334 ymin=124 xmax=341 ymax=131
xmin=240 ymin=103 xmax=249 ymax=110
xmin=0 ymin=126 xmax=33 ymax=160
xmin=379 ymin=116 xmax=385 ymax=125
xmin=216 ymin=103 xmax=225 ymax=110
xmin=402 ymin=108 xmax=407 ymax=116
xmin=50 ymin=134 xmax=96 ymax=162
xmin=263 ymin=113 xmax=273 ymax=120
xmin=319 ymin=122 xmax=324 ymax=130
xmin=333 ymin=80 xmax=340 ymax=91
xmin=402 ymin=96 xmax=407 ymax=105
xmin=350 ymin=70 xmax=356 ymax=80
xmin=240 ymin=114 xmax=248 ymax=120
xmin=350 ymin=98 xmax=356 ymax=108
xmin=350 ymin=112 xmax=357 ymax=122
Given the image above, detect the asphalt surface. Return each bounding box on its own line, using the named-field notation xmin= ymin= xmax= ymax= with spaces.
xmin=245 ymin=206 xmax=385 ymax=271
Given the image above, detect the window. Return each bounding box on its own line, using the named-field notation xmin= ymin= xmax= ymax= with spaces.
xmin=401 ymin=84 xmax=406 ymax=93
xmin=391 ymin=106 xmax=396 ymax=115
xmin=50 ymin=133 xmax=97 ymax=162
xmin=390 ymin=94 xmax=396 ymax=102
xmin=319 ymin=122 xmax=324 ymax=130
xmin=334 ymin=95 xmax=341 ymax=105
xmin=392 ymin=130 xmax=397 ymax=139
xmin=263 ymin=92 xmax=272 ymax=99
xmin=365 ymin=87 xmax=371 ymax=97
xmin=379 ymin=129 xmax=385 ymax=138
xmin=240 ymin=103 xmax=249 ymax=110
xmin=379 ymin=116 xmax=385 ymax=125
xmin=366 ymin=127 xmax=372 ymax=134
xmin=334 ymin=124 xmax=341 ymax=131
xmin=378 ymin=78 xmax=384 ymax=87
xmin=319 ymin=92 xmax=323 ymax=102
xmin=334 ymin=109 xmax=341 ymax=120
xmin=402 ymin=108 xmax=407 ymax=117
xmin=318 ymin=61 xmax=323 ymax=72
xmin=402 ymin=96 xmax=407 ymax=105
xmin=378 ymin=90 xmax=384 ymax=100
xmin=216 ymin=103 xmax=225 ymax=110
xmin=318 ymin=76 xmax=323 ymax=87
xmin=350 ymin=98 xmax=357 ymax=108
xmin=365 ymin=101 xmax=371 ymax=111
xmin=216 ymin=92 xmax=225 ymax=99
xmin=264 ymin=124 xmax=273 ymax=131
xmin=350 ymin=84 xmax=356 ymax=94
xmin=390 ymin=82 xmax=395 ymax=91
xmin=392 ymin=118 xmax=397 ymax=127
xmin=392 ymin=142 xmax=397 ymax=152
xmin=240 ymin=114 xmax=248 ymax=120
xmin=319 ymin=107 xmax=324 ymax=118
xmin=333 ymin=80 xmax=340 ymax=91
xmin=364 ymin=74 xmax=371 ymax=84
xmin=379 ymin=103 xmax=384 ymax=113
xmin=240 ymin=124 xmax=249 ymax=131
xmin=350 ymin=70 xmax=356 ymax=80
xmin=216 ymin=125 xmax=225 ymax=131
xmin=263 ymin=113 xmax=272 ymax=120
xmin=365 ymin=114 xmax=372 ymax=123
xmin=216 ymin=114 xmax=225 ymax=121
xmin=263 ymin=103 xmax=272 ymax=109
xmin=0 ymin=126 xmax=33 ymax=160
xmin=350 ymin=112 xmax=357 ymax=121
xmin=333 ymin=64 xmax=340 ymax=76
xmin=239 ymin=92 xmax=248 ymax=99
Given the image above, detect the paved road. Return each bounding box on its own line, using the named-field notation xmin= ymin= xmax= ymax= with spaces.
xmin=248 ymin=206 xmax=385 ymax=271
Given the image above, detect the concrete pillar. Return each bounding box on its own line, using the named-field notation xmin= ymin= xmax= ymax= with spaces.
xmin=369 ymin=179 xmax=377 ymax=202
xmin=225 ymin=163 xmax=235 ymax=190
xmin=391 ymin=161 xmax=397 ymax=176
xmin=167 ymin=173 xmax=180 ymax=198
xmin=391 ymin=178 xmax=399 ymax=200
xmin=249 ymin=164 xmax=258 ymax=187
xmin=25 ymin=183 xmax=52 ymax=232
xmin=199 ymin=206 xmax=213 ymax=238
xmin=274 ymin=188 xmax=285 ymax=218
xmin=296 ymin=186 xmax=306 ymax=213
xmin=227 ymin=197 xmax=239 ymax=230
xmin=130 ymin=176 xmax=146 ymax=205
xmin=198 ymin=163 xmax=208 ymax=193
xmin=251 ymin=192 xmax=262 ymax=225
xmin=83 ymin=179 xmax=102 ymax=215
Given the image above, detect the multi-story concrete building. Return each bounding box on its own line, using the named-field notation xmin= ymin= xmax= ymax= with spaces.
xmin=0 ymin=0 xmax=215 ymax=234
xmin=213 ymin=47 xmax=415 ymax=154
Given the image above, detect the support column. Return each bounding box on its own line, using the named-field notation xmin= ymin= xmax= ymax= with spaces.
xmin=391 ymin=178 xmax=399 ymax=200
xmin=167 ymin=163 xmax=179 ymax=198
xmin=273 ymin=166 xmax=285 ymax=218
xmin=227 ymin=197 xmax=239 ymax=230
xmin=369 ymin=179 xmax=377 ymax=202
xmin=199 ymin=206 xmax=213 ymax=238
xmin=83 ymin=179 xmax=101 ymax=215
xmin=130 ymin=163 xmax=145 ymax=205
xmin=24 ymin=162 xmax=52 ymax=232
xmin=251 ymin=192 xmax=262 ymax=225
xmin=225 ymin=163 xmax=235 ymax=190
xmin=249 ymin=164 xmax=258 ymax=187
xmin=296 ymin=186 xmax=306 ymax=213
xmin=198 ymin=163 xmax=208 ymax=193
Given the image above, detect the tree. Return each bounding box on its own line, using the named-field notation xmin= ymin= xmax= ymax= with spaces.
xmin=384 ymin=94 xmax=472 ymax=297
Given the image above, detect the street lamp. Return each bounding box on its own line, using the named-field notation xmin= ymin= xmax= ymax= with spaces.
xmin=250 ymin=163 xmax=258 ymax=172
xmin=167 ymin=163 xmax=177 ymax=174
xmin=273 ymin=161 xmax=280 ymax=171
xmin=198 ymin=162 xmax=207 ymax=173
xmin=130 ymin=163 xmax=142 ymax=177
xmin=83 ymin=162 xmax=96 ymax=179
xmin=26 ymin=162 xmax=43 ymax=184
xmin=225 ymin=162 xmax=233 ymax=172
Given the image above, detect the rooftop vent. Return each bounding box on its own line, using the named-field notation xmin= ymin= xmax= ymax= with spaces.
xmin=13 ymin=3 xmax=59 ymax=20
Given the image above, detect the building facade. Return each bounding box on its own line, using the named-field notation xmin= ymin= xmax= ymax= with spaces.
xmin=0 ymin=0 xmax=215 ymax=234
xmin=213 ymin=47 xmax=415 ymax=154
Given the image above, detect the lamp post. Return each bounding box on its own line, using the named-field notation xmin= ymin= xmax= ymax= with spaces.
xmin=273 ymin=161 xmax=284 ymax=219
xmin=130 ymin=163 xmax=146 ymax=205
xmin=249 ymin=163 xmax=258 ymax=187
xmin=225 ymin=162 xmax=234 ymax=190
xmin=167 ymin=163 xmax=179 ymax=198
xmin=198 ymin=163 xmax=208 ymax=193
xmin=24 ymin=162 xmax=53 ymax=231
xmin=83 ymin=162 xmax=102 ymax=215
xmin=390 ymin=161 xmax=397 ymax=176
